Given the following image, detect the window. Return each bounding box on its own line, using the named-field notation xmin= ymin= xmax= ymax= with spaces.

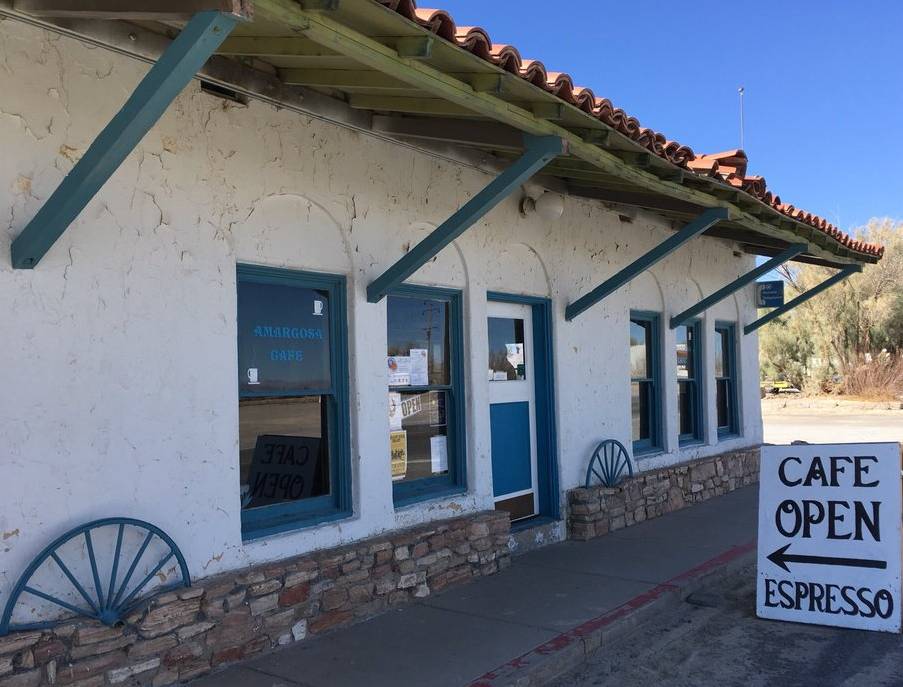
xmin=387 ymin=286 xmax=465 ymax=505
xmin=714 ymin=323 xmax=739 ymax=437
xmin=237 ymin=265 xmax=350 ymax=539
xmin=630 ymin=313 xmax=661 ymax=453
xmin=676 ymin=321 xmax=703 ymax=444
xmin=488 ymin=317 xmax=526 ymax=381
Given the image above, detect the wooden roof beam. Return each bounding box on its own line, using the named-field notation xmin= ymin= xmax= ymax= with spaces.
xmin=370 ymin=115 xmax=524 ymax=152
xmin=12 ymin=0 xmax=250 ymax=19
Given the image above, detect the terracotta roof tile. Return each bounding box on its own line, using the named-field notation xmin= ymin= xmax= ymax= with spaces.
xmin=375 ymin=0 xmax=883 ymax=259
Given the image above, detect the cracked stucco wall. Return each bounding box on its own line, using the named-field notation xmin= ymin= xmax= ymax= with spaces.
xmin=0 ymin=19 xmax=762 ymax=602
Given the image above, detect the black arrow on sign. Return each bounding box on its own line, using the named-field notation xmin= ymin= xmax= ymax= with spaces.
xmin=767 ymin=544 xmax=888 ymax=572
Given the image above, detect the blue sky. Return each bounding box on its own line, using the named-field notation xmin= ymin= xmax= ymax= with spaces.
xmin=433 ymin=1 xmax=902 ymax=232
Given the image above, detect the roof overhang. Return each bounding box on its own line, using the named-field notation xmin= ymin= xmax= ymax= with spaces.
xmin=0 ymin=0 xmax=880 ymax=268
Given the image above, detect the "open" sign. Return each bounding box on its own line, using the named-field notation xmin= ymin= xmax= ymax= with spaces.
xmin=757 ymin=443 xmax=902 ymax=632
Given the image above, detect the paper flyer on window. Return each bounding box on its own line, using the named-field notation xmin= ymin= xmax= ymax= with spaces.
xmin=391 ymin=430 xmax=407 ymax=480
xmin=430 ymin=434 xmax=448 ymax=474
xmin=409 ymin=348 xmax=429 ymax=386
xmin=387 ymin=355 xmax=411 ymax=386
xmin=388 ymin=392 xmax=402 ymax=431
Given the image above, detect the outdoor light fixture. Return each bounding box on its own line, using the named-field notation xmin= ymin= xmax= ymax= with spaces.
xmin=520 ymin=191 xmax=564 ymax=221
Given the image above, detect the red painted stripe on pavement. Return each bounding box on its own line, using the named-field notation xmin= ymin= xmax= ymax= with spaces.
xmin=467 ymin=538 xmax=757 ymax=687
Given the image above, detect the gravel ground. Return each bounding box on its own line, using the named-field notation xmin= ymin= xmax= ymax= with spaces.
xmin=552 ymin=564 xmax=903 ymax=687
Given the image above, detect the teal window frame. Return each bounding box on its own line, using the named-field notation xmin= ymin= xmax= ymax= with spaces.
xmin=388 ymin=284 xmax=467 ymax=507
xmin=630 ymin=311 xmax=663 ymax=455
xmin=715 ymin=321 xmax=741 ymax=438
xmin=237 ymin=264 xmax=352 ymax=540
xmin=677 ymin=319 xmax=705 ymax=445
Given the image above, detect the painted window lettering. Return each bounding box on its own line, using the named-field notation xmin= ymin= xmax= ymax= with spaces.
xmin=253 ymin=325 xmax=324 ymax=340
xmin=269 ymin=349 xmax=305 ymax=362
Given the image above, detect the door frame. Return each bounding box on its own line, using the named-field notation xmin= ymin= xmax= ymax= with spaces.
xmin=487 ymin=292 xmax=560 ymax=520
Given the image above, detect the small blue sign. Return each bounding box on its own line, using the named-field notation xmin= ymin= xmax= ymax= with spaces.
xmin=756 ymin=280 xmax=785 ymax=308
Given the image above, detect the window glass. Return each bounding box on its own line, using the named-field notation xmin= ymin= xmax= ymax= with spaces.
xmin=239 ymin=397 xmax=330 ymax=508
xmin=389 ymin=391 xmax=448 ymax=482
xmin=236 ymin=268 xmax=348 ymax=537
xmin=488 ymin=317 xmax=526 ymax=381
xmin=715 ymin=325 xmax=737 ymax=435
xmin=237 ymin=282 xmax=331 ymax=394
xmin=631 ymin=381 xmax=651 ymax=442
xmin=388 ymin=292 xmax=460 ymax=497
xmin=630 ymin=321 xmax=649 ymax=378
xmin=387 ymin=296 xmax=449 ymax=386
xmin=717 ymin=379 xmax=730 ymax=428
xmin=630 ymin=315 xmax=658 ymax=448
xmin=713 ymin=330 xmax=725 ymax=378
xmin=676 ymin=325 xmax=694 ymax=380
xmin=677 ymin=324 xmax=700 ymax=441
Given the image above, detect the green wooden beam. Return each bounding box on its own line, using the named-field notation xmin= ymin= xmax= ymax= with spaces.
xmin=11 ymin=11 xmax=239 ymax=269
xmin=744 ymin=264 xmax=862 ymax=335
xmin=670 ymin=243 xmax=807 ymax=328
xmin=564 ymin=208 xmax=729 ymax=321
xmin=217 ymin=36 xmax=339 ymax=57
xmin=370 ymin=115 xmax=524 ymax=151
xmin=348 ymin=95 xmax=471 ymax=116
xmin=11 ymin=0 xmax=249 ymax=19
xmin=280 ymin=68 xmax=408 ymax=89
xmin=394 ymin=36 xmax=433 ymax=59
xmin=366 ymin=134 xmax=564 ymax=303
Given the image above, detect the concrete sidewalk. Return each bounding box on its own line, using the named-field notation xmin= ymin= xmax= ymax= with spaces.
xmin=194 ymin=486 xmax=758 ymax=687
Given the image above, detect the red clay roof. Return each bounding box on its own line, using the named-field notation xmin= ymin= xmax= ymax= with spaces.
xmin=376 ymin=0 xmax=883 ymax=259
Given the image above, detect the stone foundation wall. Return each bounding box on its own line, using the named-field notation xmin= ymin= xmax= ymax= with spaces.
xmin=568 ymin=447 xmax=760 ymax=541
xmin=0 ymin=511 xmax=510 ymax=687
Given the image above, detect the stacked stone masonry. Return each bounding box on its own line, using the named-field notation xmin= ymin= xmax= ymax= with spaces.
xmin=0 ymin=511 xmax=510 ymax=687
xmin=568 ymin=447 xmax=760 ymax=540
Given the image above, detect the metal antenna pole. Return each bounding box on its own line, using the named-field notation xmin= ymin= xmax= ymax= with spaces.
xmin=738 ymin=86 xmax=745 ymax=149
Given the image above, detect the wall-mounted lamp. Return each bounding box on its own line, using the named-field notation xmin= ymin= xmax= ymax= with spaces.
xmin=520 ymin=191 xmax=564 ymax=221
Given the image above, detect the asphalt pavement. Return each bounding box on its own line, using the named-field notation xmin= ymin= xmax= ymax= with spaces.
xmin=552 ymin=561 xmax=903 ymax=687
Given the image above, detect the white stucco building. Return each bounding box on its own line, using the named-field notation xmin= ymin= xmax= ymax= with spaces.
xmin=0 ymin=2 xmax=883 ymax=684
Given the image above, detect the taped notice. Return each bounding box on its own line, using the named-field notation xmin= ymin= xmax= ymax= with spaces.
xmin=388 ymin=356 xmax=411 ymax=387
xmin=388 ymin=392 xmax=402 ymax=431
xmin=430 ymin=434 xmax=448 ymax=474
xmin=410 ymin=348 xmax=429 ymax=386
xmin=391 ymin=430 xmax=408 ymax=480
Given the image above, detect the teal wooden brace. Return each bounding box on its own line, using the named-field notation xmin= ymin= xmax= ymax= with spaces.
xmin=670 ymin=243 xmax=808 ymax=328
xmin=565 ymin=207 xmax=729 ymax=321
xmin=10 ymin=11 xmax=240 ymax=269
xmin=743 ymin=263 xmax=861 ymax=335
xmin=366 ymin=134 xmax=565 ymax=303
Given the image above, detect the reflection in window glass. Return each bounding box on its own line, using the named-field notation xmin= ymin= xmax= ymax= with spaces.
xmin=389 ymin=391 xmax=448 ymax=482
xmin=237 ymin=283 xmax=331 ymax=394
xmin=630 ymin=317 xmax=657 ymax=447
xmin=488 ymin=317 xmax=526 ymax=381
xmin=236 ymin=274 xmax=339 ymax=524
xmin=387 ymin=296 xmax=449 ymax=386
xmin=676 ymin=324 xmax=700 ymax=441
xmin=630 ymin=321 xmax=649 ymax=378
xmin=714 ymin=330 xmax=726 ymax=378
xmin=715 ymin=325 xmax=737 ymax=435
xmin=239 ymin=397 xmax=330 ymax=509
xmin=388 ymin=293 xmax=457 ymax=492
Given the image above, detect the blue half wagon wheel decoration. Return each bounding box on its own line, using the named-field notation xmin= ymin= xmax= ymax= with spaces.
xmin=1 ymin=518 xmax=190 ymax=636
xmin=585 ymin=439 xmax=633 ymax=488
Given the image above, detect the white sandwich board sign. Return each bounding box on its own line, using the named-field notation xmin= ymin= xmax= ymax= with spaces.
xmin=757 ymin=442 xmax=902 ymax=632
